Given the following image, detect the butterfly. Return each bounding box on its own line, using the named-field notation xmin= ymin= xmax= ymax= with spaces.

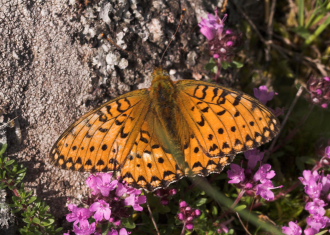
xmin=50 ymin=68 xmax=280 ymax=191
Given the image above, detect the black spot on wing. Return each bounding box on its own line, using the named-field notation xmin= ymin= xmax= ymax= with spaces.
xmin=233 ymin=95 xmax=242 ymax=106
xmin=120 ymin=127 xmax=129 ymax=138
xmin=192 ymin=161 xmax=203 ymax=169
xmin=115 ymin=120 xmax=124 ymax=125
xmin=97 ymin=110 xmax=108 ymax=122
xmin=197 ymin=116 xmax=205 ymax=126
xmin=99 ymin=128 xmax=109 ymax=133
xmin=106 ymin=105 xmax=112 ymax=116
xmin=209 ymin=144 xmax=219 ymax=152
xmin=97 ymin=159 xmax=105 ymax=166
xmin=76 ymin=157 xmax=82 ymax=164
xmin=212 ymin=88 xmax=219 ymax=101
xmin=201 ymin=107 xmax=209 ymax=113
xmin=117 ymin=98 xmax=131 ymax=112
xmin=217 ymin=110 xmax=226 ymax=116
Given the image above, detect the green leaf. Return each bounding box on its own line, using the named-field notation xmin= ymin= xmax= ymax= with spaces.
xmin=221 ymin=61 xmax=231 ymax=69
xmin=40 ymin=218 xmax=55 ymax=226
xmin=315 ymin=230 xmax=329 ymax=235
xmin=292 ymin=26 xmax=311 ymax=39
xmin=28 ymin=196 xmax=37 ymax=204
xmin=232 ymin=60 xmax=244 ymax=68
xmin=22 ymin=217 xmax=31 ymax=224
xmin=205 ymin=63 xmax=218 ymax=74
xmin=121 ymin=218 xmax=136 ymax=229
xmin=195 ymin=197 xmax=208 ymax=206
xmin=306 ymin=15 xmax=330 ymax=44
xmin=0 ymin=144 xmax=7 ymax=155
xmin=234 ymin=205 xmax=247 ymax=211
xmin=5 ymin=159 xmax=15 ymax=166
xmin=297 ymin=0 xmax=305 ymax=26
xmin=32 ymin=217 xmax=41 ymax=224
xmin=211 ymin=205 xmax=218 ymax=216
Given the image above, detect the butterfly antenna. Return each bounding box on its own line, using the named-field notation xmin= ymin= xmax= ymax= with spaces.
xmin=160 ymin=8 xmax=186 ymax=64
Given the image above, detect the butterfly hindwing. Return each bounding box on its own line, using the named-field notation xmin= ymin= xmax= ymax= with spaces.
xmin=184 ymin=133 xmax=235 ymax=176
xmin=176 ymin=80 xmax=280 ymax=158
xmin=121 ymin=114 xmax=184 ymax=191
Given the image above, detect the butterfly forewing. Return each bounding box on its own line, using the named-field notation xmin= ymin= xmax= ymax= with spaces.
xmin=176 ymin=80 xmax=280 ymax=157
xmin=50 ymin=89 xmax=151 ymax=172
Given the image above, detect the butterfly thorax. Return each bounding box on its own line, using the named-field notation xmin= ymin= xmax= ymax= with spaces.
xmin=150 ymin=68 xmax=177 ymax=120
xmin=149 ymin=68 xmax=187 ymax=169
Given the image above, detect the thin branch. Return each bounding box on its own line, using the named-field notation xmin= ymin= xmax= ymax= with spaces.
xmin=233 ymin=1 xmax=268 ymax=45
xmin=265 ymin=85 xmax=304 ymax=161
xmin=236 ymin=212 xmax=252 ymax=235
xmin=265 ymin=0 xmax=277 ymax=61
xmin=146 ymin=200 xmax=160 ymax=235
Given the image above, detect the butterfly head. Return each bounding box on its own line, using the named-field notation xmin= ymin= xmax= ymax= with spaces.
xmin=150 ymin=68 xmax=175 ymax=95
xmin=152 ymin=68 xmax=170 ymax=81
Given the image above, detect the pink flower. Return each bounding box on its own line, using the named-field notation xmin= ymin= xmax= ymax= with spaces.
xmin=199 ymin=13 xmax=226 ymax=41
xmin=282 ymin=221 xmax=302 ymax=235
xmin=255 ymin=180 xmax=277 ymax=201
xmin=107 ymin=228 xmax=130 ymax=235
xmin=244 ymin=149 xmax=264 ymax=169
xmin=86 ymin=173 xmax=118 ymax=197
xmin=73 ymin=221 xmax=96 ymax=235
xmin=227 ymin=164 xmax=245 ymax=183
xmin=177 ymin=201 xmax=201 ymax=230
xmin=305 ymin=198 xmax=326 ymax=216
xmin=124 ymin=193 xmax=147 ymax=211
xmin=254 ymin=85 xmax=276 ymax=105
xmin=320 ymin=174 xmax=330 ymax=202
xmin=253 ymin=164 xmax=276 ymax=183
xmin=66 ymin=204 xmax=92 ymax=226
xmin=299 ymin=171 xmax=322 ymax=199
xmin=306 ymin=214 xmax=330 ymax=231
xmin=89 ymin=200 xmax=111 ymax=222
xmin=115 ymin=182 xmax=128 ymax=197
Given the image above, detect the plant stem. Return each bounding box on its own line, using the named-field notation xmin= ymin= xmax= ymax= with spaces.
xmin=180 ymin=222 xmax=186 ymax=235
xmin=146 ymin=200 xmax=160 ymax=235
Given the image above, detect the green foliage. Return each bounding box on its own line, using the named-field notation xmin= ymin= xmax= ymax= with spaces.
xmin=0 ymin=144 xmax=62 ymax=234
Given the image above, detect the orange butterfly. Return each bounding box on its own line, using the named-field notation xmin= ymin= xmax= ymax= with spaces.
xmin=50 ymin=68 xmax=279 ymax=191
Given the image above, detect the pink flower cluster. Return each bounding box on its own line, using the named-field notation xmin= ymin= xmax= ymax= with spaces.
xmin=227 ymin=149 xmax=282 ymax=201
xmin=65 ymin=173 xmax=146 ymax=235
xmin=154 ymin=188 xmax=178 ymax=205
xmin=199 ymin=9 xmax=241 ymax=72
xmin=177 ymin=201 xmax=201 ymax=230
xmin=307 ymin=76 xmax=330 ymax=108
xmin=282 ymin=146 xmax=330 ymax=235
